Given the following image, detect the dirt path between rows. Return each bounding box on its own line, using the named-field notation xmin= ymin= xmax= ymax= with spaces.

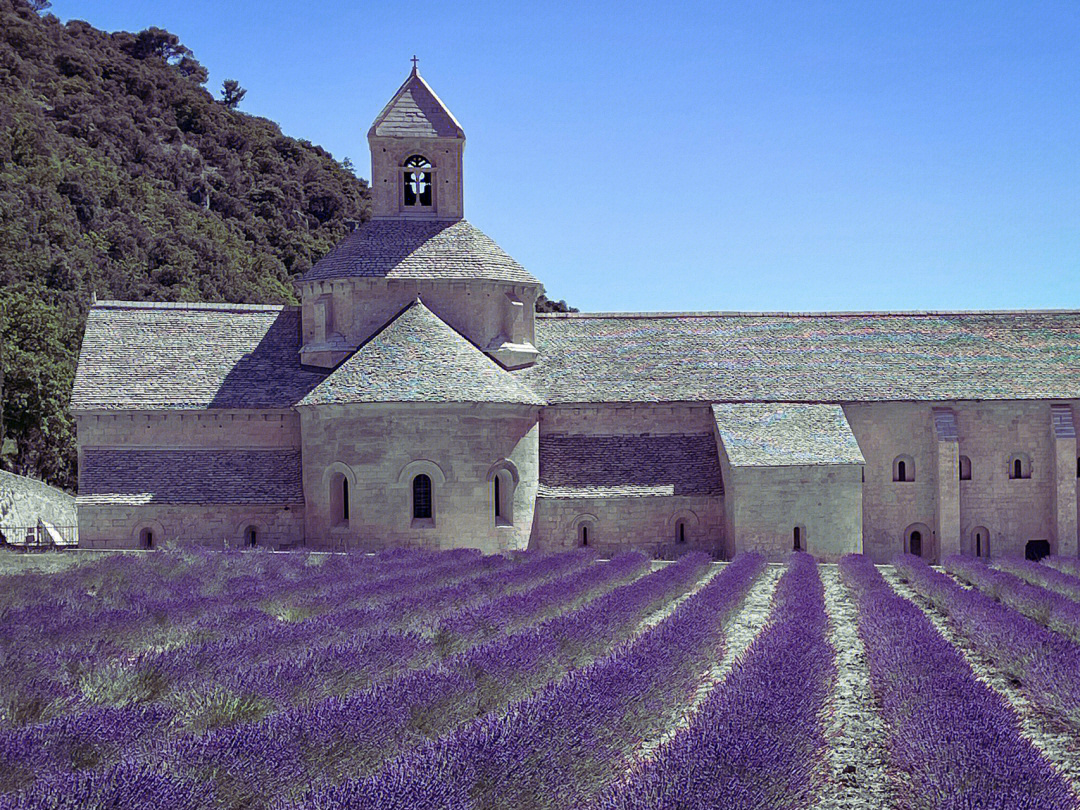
xmin=881 ymin=567 xmax=1080 ymax=797
xmin=809 ymin=565 xmax=892 ymax=810
xmin=633 ymin=562 xmax=785 ymax=761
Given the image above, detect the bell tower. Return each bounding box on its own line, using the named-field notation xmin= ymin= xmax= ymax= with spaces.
xmin=368 ymin=59 xmax=465 ymax=221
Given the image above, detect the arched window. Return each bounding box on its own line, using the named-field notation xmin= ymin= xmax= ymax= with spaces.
xmin=330 ymin=472 xmax=349 ymax=526
xmin=580 ymin=524 xmax=589 ymax=547
xmin=1008 ymin=453 xmax=1031 ymax=480
xmin=413 ymin=474 xmax=433 ymax=520
xmin=676 ymin=520 xmax=686 ymax=544
xmin=959 ymin=455 xmax=972 ymax=481
xmin=493 ymin=475 xmax=501 ymax=519
xmin=971 ymin=526 xmax=989 ymax=558
xmin=573 ymin=516 xmax=597 ymax=548
xmin=909 ymin=530 xmax=922 ymax=557
xmin=139 ymin=528 xmax=154 ymax=549
xmin=402 ymin=155 xmax=433 ymax=207
xmin=793 ymin=526 xmax=802 ymax=551
xmin=893 ymin=455 xmax=914 ymax=483
xmin=904 ymin=523 xmax=931 ymax=559
xmin=244 ymin=525 xmax=258 ymax=548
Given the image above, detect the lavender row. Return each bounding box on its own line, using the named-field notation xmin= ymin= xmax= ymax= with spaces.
xmin=844 ymin=554 xmax=1074 ymax=808
xmin=1045 ymin=555 xmax=1080 ymax=578
xmin=316 ymin=553 xmax=767 ymax=810
xmin=944 ymin=555 xmax=1080 ymax=644
xmin=594 ymin=553 xmax=830 ymax=810
xmin=160 ymin=553 xmax=698 ymax=809
xmin=0 ymin=552 xmax=608 ymax=794
xmin=0 ymin=549 xmax=510 ymax=729
xmin=995 ymin=557 xmax=1080 ymax=603
xmin=894 ymin=554 xmax=1080 ymax=732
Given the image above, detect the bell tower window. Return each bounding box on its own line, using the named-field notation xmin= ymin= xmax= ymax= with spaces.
xmin=402 ymin=155 xmax=433 ymax=208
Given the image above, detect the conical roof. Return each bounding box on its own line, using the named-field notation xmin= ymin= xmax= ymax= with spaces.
xmin=368 ymin=66 xmax=464 ymax=139
xmin=298 ymin=300 xmax=544 ymax=407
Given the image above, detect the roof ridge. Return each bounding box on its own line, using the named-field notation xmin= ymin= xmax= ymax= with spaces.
xmin=92 ymin=300 xmax=292 ymax=313
xmin=537 ymin=308 xmax=1080 ymax=320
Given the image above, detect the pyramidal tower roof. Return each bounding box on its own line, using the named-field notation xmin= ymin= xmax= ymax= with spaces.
xmin=298 ymin=300 xmax=544 ymax=406
xmin=368 ymin=63 xmax=464 ymax=139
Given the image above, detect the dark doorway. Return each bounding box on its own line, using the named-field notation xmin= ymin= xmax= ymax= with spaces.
xmin=793 ymin=526 xmax=802 ymax=551
xmin=909 ymin=530 xmax=922 ymax=558
xmin=245 ymin=526 xmax=258 ymax=548
xmin=1026 ymin=540 xmax=1051 ymax=561
xmin=140 ymin=528 xmax=153 ymax=549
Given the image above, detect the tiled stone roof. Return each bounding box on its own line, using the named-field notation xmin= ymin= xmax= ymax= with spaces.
xmin=369 ymin=67 xmax=464 ymax=139
xmin=712 ymin=404 xmax=864 ymax=467
xmin=77 ymin=449 xmax=304 ymax=505
xmin=71 ymin=302 xmax=327 ymax=411
xmin=298 ymin=301 xmax=544 ymax=407
xmin=538 ymin=434 xmax=723 ymax=498
xmin=302 ymin=219 xmax=539 ymax=285
xmin=522 ymin=311 xmax=1080 ymax=403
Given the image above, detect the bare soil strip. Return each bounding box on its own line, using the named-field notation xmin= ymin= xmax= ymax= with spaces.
xmin=809 ymin=565 xmax=892 ymax=810
xmin=881 ymin=567 xmax=1080 ymax=796
xmin=633 ymin=562 xmax=785 ymax=760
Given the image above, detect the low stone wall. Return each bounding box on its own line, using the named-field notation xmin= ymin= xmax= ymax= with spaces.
xmin=76 ymin=503 xmax=305 ymax=549
xmin=0 ymin=470 xmax=76 ymax=542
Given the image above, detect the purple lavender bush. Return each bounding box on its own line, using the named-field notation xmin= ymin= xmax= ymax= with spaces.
xmin=845 ymin=554 xmax=1075 ymax=809
xmin=594 ymin=552 xmax=831 ymax=810
xmin=944 ymin=555 xmax=1080 ymax=644
xmin=894 ymin=554 xmax=1080 ymax=732
xmin=307 ymin=553 xmax=769 ymax=810
xmin=995 ymin=556 xmax=1080 ymax=603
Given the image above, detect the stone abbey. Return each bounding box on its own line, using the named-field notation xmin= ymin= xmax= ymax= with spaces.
xmin=71 ymin=65 xmax=1080 ymax=563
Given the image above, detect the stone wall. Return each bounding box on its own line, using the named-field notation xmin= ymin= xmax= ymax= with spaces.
xmin=299 ymin=402 xmax=539 ymax=554
xmin=77 ymin=503 xmax=304 ymax=549
xmin=0 ymin=470 xmax=76 ymax=540
xmin=298 ymin=278 xmax=539 ymax=368
xmin=844 ymin=401 xmax=1067 ymax=562
xmin=75 ymin=410 xmax=306 ymax=548
xmin=530 ymin=495 xmax=725 ymax=558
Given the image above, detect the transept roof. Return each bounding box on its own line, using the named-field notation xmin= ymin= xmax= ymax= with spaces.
xmin=297 ymin=300 xmax=545 ymax=407
xmin=712 ymin=403 xmax=865 ymax=467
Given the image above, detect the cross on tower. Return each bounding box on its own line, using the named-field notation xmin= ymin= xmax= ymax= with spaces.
xmin=411 ymin=55 xmax=419 ymax=71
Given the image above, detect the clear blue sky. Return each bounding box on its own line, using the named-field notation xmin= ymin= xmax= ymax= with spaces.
xmin=53 ymin=1 xmax=1080 ymax=312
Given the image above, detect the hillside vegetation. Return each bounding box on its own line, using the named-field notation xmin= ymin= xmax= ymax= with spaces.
xmin=0 ymin=0 xmax=374 ymax=490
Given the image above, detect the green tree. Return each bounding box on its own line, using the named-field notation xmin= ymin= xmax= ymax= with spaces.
xmin=221 ymin=79 xmax=247 ymax=109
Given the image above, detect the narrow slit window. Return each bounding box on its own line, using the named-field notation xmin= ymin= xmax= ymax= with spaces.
xmin=677 ymin=521 xmax=686 ymax=543
xmin=793 ymin=526 xmax=801 ymax=551
xmin=493 ymin=476 xmax=501 ymax=519
xmin=342 ymin=478 xmax=349 ymax=522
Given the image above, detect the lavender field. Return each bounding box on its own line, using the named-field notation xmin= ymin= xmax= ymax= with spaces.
xmin=1 ymin=548 xmax=1079 ymax=810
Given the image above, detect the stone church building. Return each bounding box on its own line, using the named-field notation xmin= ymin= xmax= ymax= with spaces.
xmin=71 ymin=66 xmax=1080 ymax=563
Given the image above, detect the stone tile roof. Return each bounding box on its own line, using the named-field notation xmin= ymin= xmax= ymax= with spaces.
xmin=298 ymin=301 xmax=545 ymax=407
xmin=522 ymin=311 xmax=1080 ymax=403
xmin=712 ymin=404 xmax=864 ymax=467
xmin=77 ymin=449 xmax=304 ymax=505
xmin=302 ymin=219 xmax=539 ymax=285
xmin=538 ymin=434 xmax=724 ymax=498
xmin=71 ymin=302 xmax=328 ymax=411
xmin=368 ymin=67 xmax=464 ymax=139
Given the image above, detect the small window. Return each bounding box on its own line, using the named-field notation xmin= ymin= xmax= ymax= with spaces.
xmin=493 ymin=476 xmax=501 ymax=519
xmin=139 ymin=528 xmax=153 ymax=549
xmin=793 ymin=526 xmax=802 ymax=551
xmin=893 ymin=455 xmax=914 ymax=483
xmin=1076 ymin=457 xmax=1080 ymax=479
xmin=1009 ymin=454 xmax=1031 ymax=480
xmin=580 ymin=524 xmax=589 ymax=547
xmin=245 ymin=525 xmax=258 ymax=548
xmin=413 ymin=474 xmax=433 ymax=520
xmin=972 ymin=526 xmax=989 ymax=558
xmin=402 ymin=155 xmax=432 ymax=207
xmin=676 ymin=520 xmax=686 ymax=544
xmin=959 ymin=455 xmax=972 ymax=481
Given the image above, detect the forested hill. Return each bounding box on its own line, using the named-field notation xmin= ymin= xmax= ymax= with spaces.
xmin=0 ymin=0 xmax=372 ymax=491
